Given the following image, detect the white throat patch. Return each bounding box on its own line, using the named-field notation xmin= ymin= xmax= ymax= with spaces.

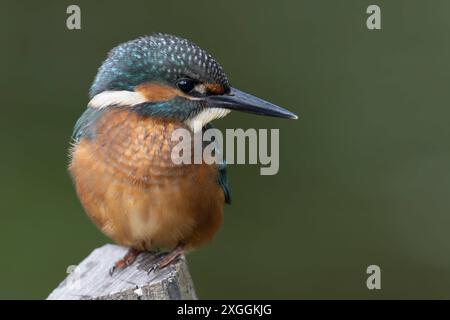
xmin=88 ymin=91 xmax=147 ymax=109
xmin=184 ymin=108 xmax=231 ymax=132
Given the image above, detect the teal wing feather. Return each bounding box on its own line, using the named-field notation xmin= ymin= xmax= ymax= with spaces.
xmin=218 ymin=161 xmax=231 ymax=204
xmin=203 ymin=123 xmax=231 ymax=204
xmin=71 ymin=107 xmax=109 ymax=143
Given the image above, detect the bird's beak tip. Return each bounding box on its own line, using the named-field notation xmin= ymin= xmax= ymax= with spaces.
xmin=288 ymin=113 xmax=299 ymax=120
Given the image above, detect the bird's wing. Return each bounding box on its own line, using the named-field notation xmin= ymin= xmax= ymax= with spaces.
xmin=218 ymin=160 xmax=231 ymax=204
xmin=203 ymin=123 xmax=231 ymax=204
xmin=71 ymin=107 xmax=105 ymax=143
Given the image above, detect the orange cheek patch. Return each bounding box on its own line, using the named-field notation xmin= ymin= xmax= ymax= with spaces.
xmin=135 ymin=83 xmax=188 ymax=102
xmin=205 ymin=83 xmax=226 ymax=95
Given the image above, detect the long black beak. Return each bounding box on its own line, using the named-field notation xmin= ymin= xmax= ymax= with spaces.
xmin=204 ymin=87 xmax=298 ymax=120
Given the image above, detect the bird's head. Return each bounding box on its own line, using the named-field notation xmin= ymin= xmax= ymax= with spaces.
xmin=88 ymin=33 xmax=297 ymax=130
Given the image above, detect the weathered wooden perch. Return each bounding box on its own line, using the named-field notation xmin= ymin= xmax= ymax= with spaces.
xmin=47 ymin=244 xmax=197 ymax=300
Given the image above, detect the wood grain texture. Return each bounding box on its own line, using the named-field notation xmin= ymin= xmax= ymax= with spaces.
xmin=47 ymin=244 xmax=197 ymax=300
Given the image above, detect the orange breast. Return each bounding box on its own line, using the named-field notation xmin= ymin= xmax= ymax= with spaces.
xmin=69 ymin=108 xmax=224 ymax=251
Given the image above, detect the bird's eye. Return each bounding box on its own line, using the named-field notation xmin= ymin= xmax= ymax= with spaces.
xmin=176 ymin=78 xmax=197 ymax=94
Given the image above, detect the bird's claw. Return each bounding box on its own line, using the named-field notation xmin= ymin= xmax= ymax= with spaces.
xmin=109 ymin=248 xmax=141 ymax=277
xmin=109 ymin=265 xmax=117 ymax=277
xmin=147 ymin=264 xmax=157 ymax=275
xmin=146 ymin=246 xmax=184 ymax=275
xmin=146 ymin=253 xmax=165 ymax=275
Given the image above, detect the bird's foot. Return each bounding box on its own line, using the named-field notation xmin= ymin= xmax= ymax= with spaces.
xmin=147 ymin=245 xmax=184 ymax=275
xmin=109 ymin=247 xmax=141 ymax=276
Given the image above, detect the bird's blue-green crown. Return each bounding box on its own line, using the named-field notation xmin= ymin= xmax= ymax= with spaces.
xmin=90 ymin=33 xmax=229 ymax=97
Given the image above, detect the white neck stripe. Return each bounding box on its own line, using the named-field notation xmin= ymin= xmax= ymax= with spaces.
xmin=88 ymin=91 xmax=147 ymax=109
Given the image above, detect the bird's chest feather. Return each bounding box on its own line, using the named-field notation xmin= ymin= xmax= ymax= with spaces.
xmin=69 ymin=108 xmax=224 ymax=250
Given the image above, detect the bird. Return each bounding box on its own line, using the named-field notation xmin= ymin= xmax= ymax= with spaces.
xmin=68 ymin=33 xmax=297 ymax=274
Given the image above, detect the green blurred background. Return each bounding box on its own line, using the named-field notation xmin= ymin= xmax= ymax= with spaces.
xmin=1 ymin=0 xmax=450 ymax=299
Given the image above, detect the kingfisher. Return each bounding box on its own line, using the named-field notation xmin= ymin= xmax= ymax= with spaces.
xmin=69 ymin=33 xmax=297 ymax=274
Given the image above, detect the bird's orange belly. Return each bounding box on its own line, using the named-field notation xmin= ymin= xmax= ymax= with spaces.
xmin=69 ymin=110 xmax=224 ymax=251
